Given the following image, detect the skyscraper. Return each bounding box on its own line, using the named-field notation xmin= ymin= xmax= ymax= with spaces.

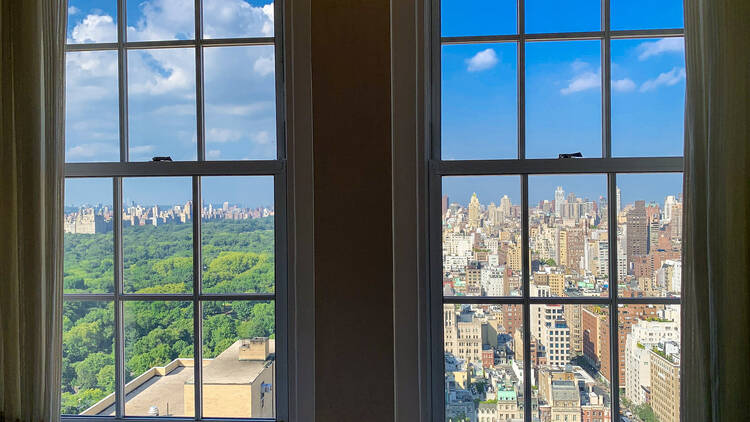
xmin=664 ymin=195 xmax=676 ymax=222
xmin=626 ymin=200 xmax=648 ymax=270
xmin=554 ymin=186 xmax=565 ymax=217
xmin=468 ymin=192 xmax=481 ymax=228
xmin=616 ymin=187 xmax=621 ymax=214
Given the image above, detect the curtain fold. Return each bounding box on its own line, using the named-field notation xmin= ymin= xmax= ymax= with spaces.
xmin=682 ymin=0 xmax=750 ymax=421
xmin=0 ymin=0 xmax=66 ymax=421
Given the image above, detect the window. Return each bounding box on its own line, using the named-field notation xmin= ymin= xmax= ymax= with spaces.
xmin=434 ymin=1 xmax=683 ymax=421
xmin=63 ymin=0 xmax=286 ymax=419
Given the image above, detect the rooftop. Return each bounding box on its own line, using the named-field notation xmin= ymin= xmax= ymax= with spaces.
xmin=84 ymin=339 xmax=275 ymax=416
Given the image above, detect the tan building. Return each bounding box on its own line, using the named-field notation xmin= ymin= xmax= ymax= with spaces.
xmin=649 ymin=342 xmax=680 ymax=422
xmin=83 ymin=338 xmax=275 ymax=418
xmin=564 ymin=304 xmax=583 ymax=355
xmin=444 ymin=305 xmax=482 ymax=363
xmin=549 ymin=380 xmax=581 ymax=422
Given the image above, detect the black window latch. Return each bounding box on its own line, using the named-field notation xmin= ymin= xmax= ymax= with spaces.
xmin=152 ymin=156 xmax=173 ymax=162
xmin=558 ymin=152 xmax=583 ymax=159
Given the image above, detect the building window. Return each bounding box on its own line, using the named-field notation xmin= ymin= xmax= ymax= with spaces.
xmin=62 ymin=0 xmax=286 ymax=419
xmin=434 ymin=0 xmax=683 ymax=421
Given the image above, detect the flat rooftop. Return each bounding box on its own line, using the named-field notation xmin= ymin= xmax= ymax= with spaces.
xmin=86 ymin=339 xmax=275 ymax=417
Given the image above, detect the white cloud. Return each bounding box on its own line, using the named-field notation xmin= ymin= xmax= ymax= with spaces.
xmin=67 ymin=143 xmax=118 ymax=160
xmin=612 ymin=78 xmax=636 ymax=92
xmin=561 ymin=71 xmax=600 ymax=95
xmin=252 ymin=131 xmax=272 ymax=145
xmin=637 ymin=38 xmax=684 ymax=61
xmin=571 ymin=59 xmax=589 ymax=72
xmin=202 ymin=0 xmax=275 ymax=38
xmin=68 ymin=6 xmax=80 ymax=15
xmin=207 ymin=128 xmax=243 ymax=143
xmin=66 ymin=0 xmax=278 ymax=161
xmin=466 ymin=49 xmax=498 ymax=72
xmin=639 ymin=67 xmax=686 ymax=92
xmin=207 ymin=149 xmax=222 ymax=159
xmin=253 ymin=56 xmax=275 ymax=77
xmin=208 ymin=102 xmax=274 ymax=116
xmin=70 ymin=14 xmax=117 ymax=43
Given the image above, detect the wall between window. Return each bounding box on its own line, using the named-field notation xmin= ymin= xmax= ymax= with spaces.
xmin=310 ymin=0 xmax=396 ymax=420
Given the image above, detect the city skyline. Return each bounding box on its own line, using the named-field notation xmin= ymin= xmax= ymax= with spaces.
xmin=443 ymin=173 xmax=683 ymax=209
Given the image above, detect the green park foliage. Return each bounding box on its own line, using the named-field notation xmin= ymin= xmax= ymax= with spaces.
xmin=61 ymin=218 xmax=275 ymax=414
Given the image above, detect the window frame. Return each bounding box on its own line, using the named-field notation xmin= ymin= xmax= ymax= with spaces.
xmin=62 ymin=0 xmax=290 ymax=420
xmin=428 ymin=0 xmax=684 ymax=420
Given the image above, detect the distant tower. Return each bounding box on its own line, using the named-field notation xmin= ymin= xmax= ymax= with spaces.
xmin=499 ymin=195 xmax=512 ymax=216
xmin=554 ymin=186 xmax=565 ymax=216
xmin=442 ymin=195 xmax=449 ymax=215
xmin=626 ymin=200 xmax=648 ymax=270
xmin=616 ymin=187 xmax=621 ymax=214
xmin=468 ymin=193 xmax=481 ymax=229
xmin=664 ymin=195 xmax=676 ymax=222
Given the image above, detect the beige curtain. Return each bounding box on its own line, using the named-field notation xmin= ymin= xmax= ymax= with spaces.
xmin=0 ymin=0 xmax=67 ymax=421
xmin=682 ymin=0 xmax=750 ymax=421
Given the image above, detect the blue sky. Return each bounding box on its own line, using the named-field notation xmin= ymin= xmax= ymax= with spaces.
xmin=65 ymin=0 xmax=684 ymax=207
xmin=440 ymin=0 xmax=685 ymax=206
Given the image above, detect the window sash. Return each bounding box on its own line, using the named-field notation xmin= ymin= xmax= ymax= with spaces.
xmin=429 ymin=1 xmax=684 ymax=421
xmin=62 ymin=0 xmax=288 ymax=419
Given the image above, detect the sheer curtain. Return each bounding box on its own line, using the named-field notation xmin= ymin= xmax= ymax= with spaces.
xmin=0 ymin=0 xmax=67 ymax=420
xmin=682 ymin=0 xmax=750 ymax=420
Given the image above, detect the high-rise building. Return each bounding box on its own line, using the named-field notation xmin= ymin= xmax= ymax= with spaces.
xmin=649 ymin=342 xmax=681 ymax=422
xmin=582 ymin=307 xmax=610 ymax=381
xmin=616 ymin=187 xmax=621 ymax=214
xmin=663 ymin=195 xmax=677 ymax=222
xmin=499 ymin=194 xmax=512 ymax=217
xmin=624 ymin=319 xmax=680 ymax=406
xmin=670 ymin=202 xmax=683 ymax=243
xmin=554 ymin=186 xmax=565 ymax=217
xmin=566 ymin=227 xmax=585 ymax=271
xmin=442 ymin=194 xmax=449 ymax=215
xmin=563 ymin=304 xmax=582 ymax=355
xmin=444 ymin=305 xmax=482 ymax=364
xmin=468 ymin=193 xmax=481 ymax=229
xmin=626 ymin=200 xmax=648 ymax=270
xmin=558 ymin=229 xmax=568 ymax=268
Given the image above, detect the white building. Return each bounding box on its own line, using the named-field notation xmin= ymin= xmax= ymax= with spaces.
xmin=624 ymin=319 xmax=680 ymax=405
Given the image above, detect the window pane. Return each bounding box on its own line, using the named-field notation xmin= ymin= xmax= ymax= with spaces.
xmin=529 ymin=175 xmax=608 ymax=297
xmin=128 ymin=48 xmax=197 ymax=161
xmin=612 ymin=38 xmax=685 ymax=157
xmin=204 ymin=46 xmax=277 ymax=160
xmin=201 ymin=176 xmax=275 ymax=293
xmin=444 ymin=304 xmax=524 ymax=421
xmin=66 ymin=51 xmax=120 ymax=162
xmin=616 ymin=173 xmax=682 ymax=298
xmin=526 ymin=0 xmax=600 ymax=33
xmin=535 ymin=304 xmax=613 ymax=420
xmin=620 ymin=304 xmax=681 ymax=421
xmin=127 ymin=0 xmax=194 ymax=42
xmin=62 ymin=301 xmax=115 ymax=415
xmin=67 ymin=0 xmax=117 ymax=44
xmin=442 ymin=176 xmax=522 ymax=297
xmin=442 ymin=43 xmax=517 ymax=160
xmin=123 ymin=177 xmax=193 ymax=294
xmin=123 ymin=301 xmax=194 ymax=416
xmin=526 ymin=41 xmax=602 ymax=159
xmin=611 ymin=0 xmax=684 ymax=30
xmin=532 ymin=304 xmax=612 ymax=420
xmin=201 ymin=301 xmax=276 ymax=418
xmin=203 ymin=0 xmax=275 ymax=39
xmin=441 ymin=0 xmax=516 ymax=37
xmin=65 ymin=178 xmax=115 ymax=293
